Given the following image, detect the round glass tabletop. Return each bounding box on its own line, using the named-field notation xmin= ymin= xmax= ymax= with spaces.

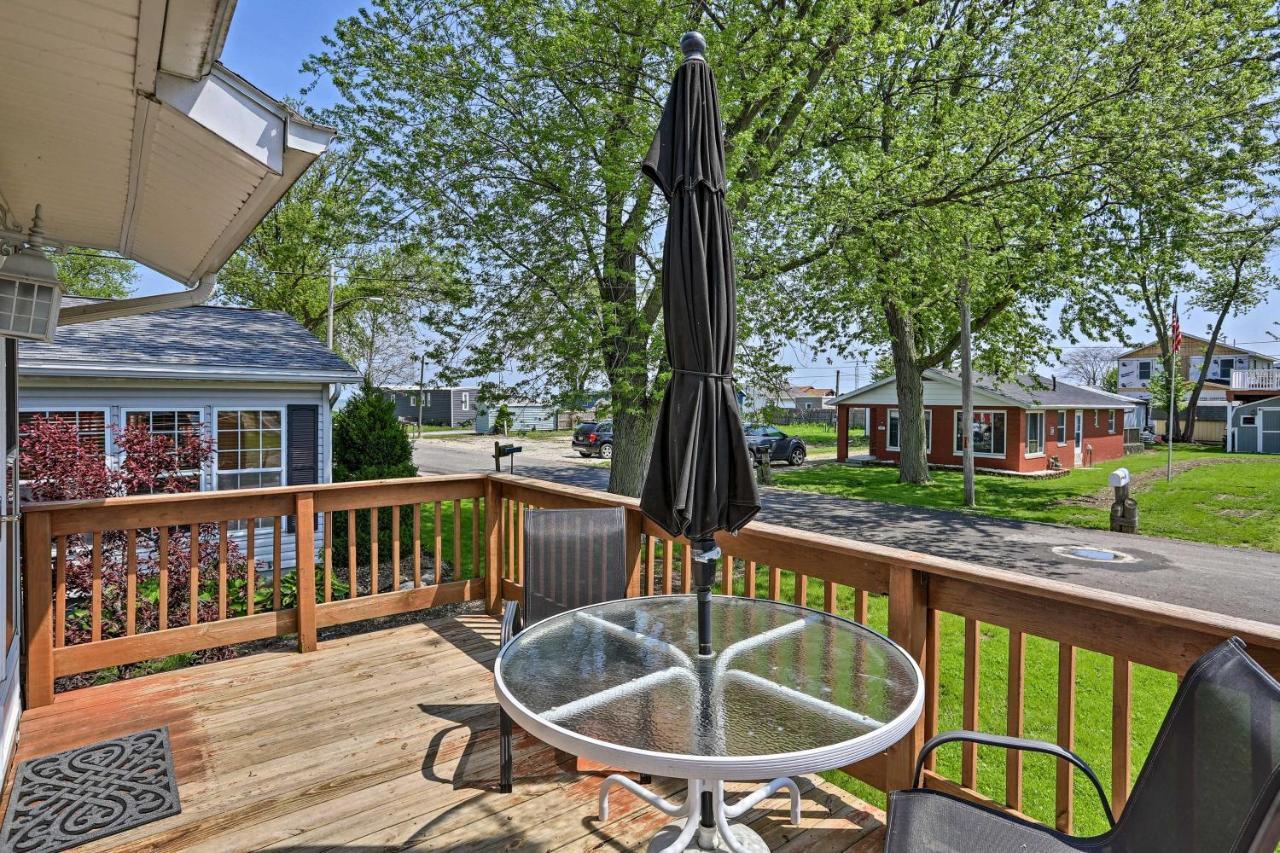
xmin=494 ymin=595 xmax=923 ymax=780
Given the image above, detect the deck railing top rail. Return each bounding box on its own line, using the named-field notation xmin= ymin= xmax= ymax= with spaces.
xmin=1231 ymin=368 xmax=1280 ymax=391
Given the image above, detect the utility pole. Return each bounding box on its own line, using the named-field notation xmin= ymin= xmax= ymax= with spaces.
xmin=834 ymin=369 xmax=841 ymax=396
xmin=326 ymin=259 xmax=337 ymax=350
xmin=959 ymin=273 xmax=975 ymax=507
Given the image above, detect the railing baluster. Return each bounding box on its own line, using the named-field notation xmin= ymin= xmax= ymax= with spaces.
xmin=854 ymin=588 xmax=868 ymax=624
xmin=962 ymin=618 xmax=981 ymax=789
xmin=347 ymin=509 xmax=356 ymax=599
xmin=823 ymin=580 xmax=836 ymax=613
xmin=322 ymin=512 xmax=332 ymax=603
xmin=645 ymin=536 xmax=656 ymax=595
xmin=505 ymin=499 xmax=514 ymax=579
xmin=392 ymin=505 xmax=402 ymax=591
xmin=471 ymin=496 xmax=480 ymax=580
xmin=413 ymin=503 xmax=423 ymax=588
xmin=189 ymin=523 xmax=200 ymax=625
xmin=91 ymin=532 xmax=103 ymax=642
xmin=159 ymin=526 xmax=169 ymax=629
xmin=663 ymin=540 xmax=674 ymax=594
xmin=126 ymin=529 xmax=137 ymax=635
xmin=370 ymin=507 xmax=379 ymax=595
xmin=924 ymin=608 xmax=940 ymax=771
xmin=435 ymin=501 xmax=444 ymax=583
xmin=1112 ymin=656 xmax=1132 ymax=816
xmin=245 ymin=519 xmax=255 ymax=616
xmin=796 ymin=573 xmax=808 ymax=607
xmin=54 ymin=536 xmax=66 ymax=648
xmin=720 ymin=554 xmax=731 ymax=595
xmin=1056 ymin=643 xmax=1077 ymax=833
xmin=272 ymin=516 xmax=282 ymax=611
xmin=295 ymin=492 xmax=317 ymax=653
xmin=219 ymin=523 xmax=229 ymax=619
xmin=680 ymin=542 xmax=691 ymax=593
xmin=515 ymin=501 xmax=524 ymax=584
xmin=1007 ymin=629 xmax=1026 ymax=811
xmin=768 ymin=564 xmax=781 ymax=601
xmin=453 ymin=500 xmax=462 ymax=582
xmin=744 ymin=560 xmax=756 ymax=598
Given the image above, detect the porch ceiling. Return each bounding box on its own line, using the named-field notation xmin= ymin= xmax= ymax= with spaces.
xmin=0 ymin=0 xmax=333 ymax=285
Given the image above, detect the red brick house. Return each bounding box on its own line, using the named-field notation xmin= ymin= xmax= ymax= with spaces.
xmin=833 ymin=369 xmax=1134 ymax=473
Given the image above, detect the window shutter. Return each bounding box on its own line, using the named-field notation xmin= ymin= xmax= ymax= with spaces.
xmin=286 ymin=405 xmax=319 ymax=486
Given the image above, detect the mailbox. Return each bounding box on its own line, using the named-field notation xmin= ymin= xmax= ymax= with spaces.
xmin=493 ymin=442 xmax=523 ymax=472
xmin=1109 ymin=468 xmax=1130 ymax=488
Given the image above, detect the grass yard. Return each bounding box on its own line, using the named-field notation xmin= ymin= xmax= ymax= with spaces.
xmin=774 ymin=444 xmax=1280 ymax=552
xmin=645 ymin=547 xmax=1177 ymax=836
xmin=765 ymin=421 xmax=868 ymax=449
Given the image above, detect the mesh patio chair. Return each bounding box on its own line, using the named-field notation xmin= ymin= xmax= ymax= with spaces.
xmin=885 ymin=637 xmax=1280 ymax=853
xmin=498 ymin=506 xmax=629 ymax=794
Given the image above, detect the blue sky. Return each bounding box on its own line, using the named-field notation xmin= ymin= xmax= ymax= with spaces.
xmin=132 ymin=0 xmax=1280 ymax=389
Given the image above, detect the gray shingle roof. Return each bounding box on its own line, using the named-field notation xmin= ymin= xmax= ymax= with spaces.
xmin=932 ymin=369 xmax=1134 ymax=408
xmin=20 ymin=298 xmax=360 ymax=383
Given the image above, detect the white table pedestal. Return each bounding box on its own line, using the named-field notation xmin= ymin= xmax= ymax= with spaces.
xmin=599 ymin=774 xmax=801 ymax=853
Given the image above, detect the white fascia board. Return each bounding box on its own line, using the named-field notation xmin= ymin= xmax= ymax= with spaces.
xmin=19 ymin=362 xmax=360 ymax=384
xmin=159 ymin=0 xmax=237 ymax=80
xmin=830 ymin=374 xmax=898 ymax=404
xmin=156 ymin=68 xmax=285 ymax=173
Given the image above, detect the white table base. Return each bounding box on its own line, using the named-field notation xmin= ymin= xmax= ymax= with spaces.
xmin=599 ymin=774 xmax=801 ymax=853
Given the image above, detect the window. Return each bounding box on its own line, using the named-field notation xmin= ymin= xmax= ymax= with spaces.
xmin=125 ymin=410 xmax=203 ymax=490
xmin=1137 ymin=361 xmax=1153 ymax=381
xmin=1217 ymin=358 xmax=1236 ymax=381
xmin=1242 ymin=414 xmax=1257 ymax=427
xmin=409 ymin=394 xmax=418 ymax=407
xmin=888 ymin=409 xmax=931 ymax=452
xmin=1026 ymin=413 xmax=1045 ymax=456
xmin=215 ymin=409 xmax=283 ymax=491
xmin=19 ymin=410 xmax=108 ymax=458
xmin=954 ymin=411 xmax=1006 ymax=456
xmin=460 ymin=392 xmax=470 ymax=411
xmin=1093 ymin=410 xmax=1099 ymax=428
xmin=765 ymin=426 xmax=785 ymax=438
xmin=1055 ymin=410 xmax=1067 ymax=443
xmin=1108 ymin=410 xmax=1116 ymax=433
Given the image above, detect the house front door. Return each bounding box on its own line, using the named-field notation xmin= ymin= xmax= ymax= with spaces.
xmin=1074 ymin=411 xmax=1084 ymax=466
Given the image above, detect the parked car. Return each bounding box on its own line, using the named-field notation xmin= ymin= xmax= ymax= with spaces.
xmin=572 ymin=420 xmax=613 ymax=459
xmin=744 ymin=424 xmax=807 ymax=466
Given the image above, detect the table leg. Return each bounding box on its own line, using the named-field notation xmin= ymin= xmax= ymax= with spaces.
xmin=600 ymin=774 xmax=800 ymax=852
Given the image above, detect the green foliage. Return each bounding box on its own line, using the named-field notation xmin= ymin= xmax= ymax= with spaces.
xmin=53 ymin=248 xmax=137 ymax=298
xmin=332 ymin=383 xmax=417 ymax=482
xmin=1102 ymin=367 xmax=1120 ymax=394
xmin=1148 ymin=370 xmax=1195 ymax=416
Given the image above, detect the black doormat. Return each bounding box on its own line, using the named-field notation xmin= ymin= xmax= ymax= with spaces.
xmin=1 ymin=727 xmax=181 ymax=853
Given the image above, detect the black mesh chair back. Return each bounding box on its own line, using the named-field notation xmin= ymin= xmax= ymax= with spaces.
xmin=1113 ymin=637 xmax=1280 ymax=853
xmin=521 ymin=507 xmax=627 ymax=626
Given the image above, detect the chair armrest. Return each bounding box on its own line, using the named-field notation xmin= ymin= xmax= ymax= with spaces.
xmin=501 ymin=600 xmax=522 ymax=647
xmin=913 ymin=730 xmax=1116 ymax=829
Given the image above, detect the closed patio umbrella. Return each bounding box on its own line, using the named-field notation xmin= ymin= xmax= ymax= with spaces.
xmin=639 ymin=31 xmax=760 ymax=658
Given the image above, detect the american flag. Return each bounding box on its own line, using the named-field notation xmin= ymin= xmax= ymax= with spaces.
xmin=1171 ymin=296 xmax=1182 ymax=354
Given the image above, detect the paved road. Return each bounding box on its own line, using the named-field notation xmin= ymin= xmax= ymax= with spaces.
xmin=414 ymin=439 xmax=1280 ymax=626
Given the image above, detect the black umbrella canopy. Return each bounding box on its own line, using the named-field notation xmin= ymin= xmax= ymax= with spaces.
xmin=639 ymin=32 xmax=760 ymax=549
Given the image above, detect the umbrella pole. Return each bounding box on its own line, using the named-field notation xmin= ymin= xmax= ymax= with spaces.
xmin=691 ymin=538 xmax=719 ymax=657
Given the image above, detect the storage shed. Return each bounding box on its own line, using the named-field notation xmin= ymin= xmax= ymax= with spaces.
xmin=1229 ymin=396 xmax=1280 ymax=454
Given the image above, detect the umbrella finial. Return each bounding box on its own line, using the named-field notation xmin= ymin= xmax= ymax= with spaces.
xmin=680 ymin=31 xmax=706 ymax=62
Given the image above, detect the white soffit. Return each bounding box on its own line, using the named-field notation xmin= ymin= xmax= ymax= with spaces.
xmin=0 ymin=0 xmax=334 ymax=284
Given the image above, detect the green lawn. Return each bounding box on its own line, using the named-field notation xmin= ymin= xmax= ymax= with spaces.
xmin=774 ymin=445 xmax=1280 ymax=552
xmin=768 ymin=421 xmax=868 ymax=449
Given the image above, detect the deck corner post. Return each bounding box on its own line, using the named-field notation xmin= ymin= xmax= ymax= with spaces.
xmin=22 ymin=511 xmax=55 ymax=707
xmin=484 ymin=477 xmax=503 ymax=615
xmin=836 ymin=405 xmax=849 ymax=462
xmin=886 ymin=564 xmax=929 ymax=797
xmin=624 ymin=508 xmax=644 ymax=599
xmin=295 ymin=492 xmax=318 ymax=653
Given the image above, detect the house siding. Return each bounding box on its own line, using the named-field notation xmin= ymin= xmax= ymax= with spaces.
xmin=381 ymin=387 xmax=479 ymax=427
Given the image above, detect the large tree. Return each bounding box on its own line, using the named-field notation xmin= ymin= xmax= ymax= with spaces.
xmin=53 ymin=249 xmax=138 ymax=298
xmin=1059 ymin=346 xmax=1128 ymax=388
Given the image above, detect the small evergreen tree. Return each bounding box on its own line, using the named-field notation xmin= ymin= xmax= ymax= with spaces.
xmin=332 ymin=383 xmax=417 ymax=482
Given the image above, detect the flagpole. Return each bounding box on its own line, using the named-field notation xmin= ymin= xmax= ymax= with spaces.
xmin=1166 ymin=364 xmax=1174 ymax=482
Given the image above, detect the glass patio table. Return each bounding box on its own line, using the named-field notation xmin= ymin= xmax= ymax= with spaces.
xmin=493 ymin=595 xmax=924 ymax=853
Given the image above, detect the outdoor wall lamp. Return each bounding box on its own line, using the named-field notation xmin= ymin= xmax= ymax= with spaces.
xmin=0 ymin=206 xmax=62 ymax=342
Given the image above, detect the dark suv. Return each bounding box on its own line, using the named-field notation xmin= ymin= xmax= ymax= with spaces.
xmin=572 ymin=420 xmax=613 ymax=459
xmin=743 ymin=424 xmax=807 ymax=466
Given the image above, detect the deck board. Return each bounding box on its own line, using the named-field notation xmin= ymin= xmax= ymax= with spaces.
xmin=10 ymin=614 xmax=885 ymax=851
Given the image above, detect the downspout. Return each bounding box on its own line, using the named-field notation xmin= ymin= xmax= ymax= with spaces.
xmin=55 ymin=273 xmax=217 ymax=326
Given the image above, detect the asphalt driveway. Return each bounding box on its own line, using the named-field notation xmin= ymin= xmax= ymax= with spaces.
xmin=414 ymin=438 xmax=1280 ymax=626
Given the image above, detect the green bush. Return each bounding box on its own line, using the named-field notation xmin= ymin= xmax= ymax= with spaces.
xmin=333 ymin=383 xmax=418 ymax=565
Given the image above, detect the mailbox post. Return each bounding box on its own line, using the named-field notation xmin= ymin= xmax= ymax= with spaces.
xmin=1109 ymin=467 xmax=1138 ymax=533
xmin=493 ymin=442 xmax=522 ymax=473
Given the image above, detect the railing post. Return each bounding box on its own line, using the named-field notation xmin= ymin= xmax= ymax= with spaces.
xmin=484 ymin=477 xmax=503 ymax=615
xmin=886 ymin=564 xmax=928 ymax=795
xmin=22 ymin=511 xmax=55 ymax=708
xmin=295 ymin=493 xmax=317 ymax=653
xmin=624 ymin=509 xmax=644 ymax=599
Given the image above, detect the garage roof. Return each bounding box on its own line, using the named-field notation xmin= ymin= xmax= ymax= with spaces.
xmin=0 ymin=0 xmax=334 ymax=284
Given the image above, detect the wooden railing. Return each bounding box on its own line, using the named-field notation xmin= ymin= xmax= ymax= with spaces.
xmin=22 ymin=471 xmax=1280 ymax=834
xmin=1232 ymin=368 xmax=1280 ymax=392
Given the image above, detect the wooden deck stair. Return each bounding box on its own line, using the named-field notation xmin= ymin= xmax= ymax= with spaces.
xmin=8 ymin=614 xmax=886 ymax=851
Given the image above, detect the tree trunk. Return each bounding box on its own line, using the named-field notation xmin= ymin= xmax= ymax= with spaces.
xmin=1181 ymin=269 xmax=1240 ymax=442
xmin=885 ymin=301 xmax=930 ymax=484
xmin=959 ymin=277 xmax=975 ymax=506
xmin=608 ymin=403 xmax=658 ymax=497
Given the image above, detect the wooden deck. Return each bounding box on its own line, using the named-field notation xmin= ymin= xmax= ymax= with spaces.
xmin=10 ymin=614 xmax=886 ymax=851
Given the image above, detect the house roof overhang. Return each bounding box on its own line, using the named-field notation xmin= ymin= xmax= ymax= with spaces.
xmin=0 ymin=0 xmax=334 ymax=286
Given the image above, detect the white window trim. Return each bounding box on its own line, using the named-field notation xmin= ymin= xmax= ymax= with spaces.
xmin=953 ymin=409 xmax=1008 ymax=458
xmin=19 ymin=407 xmax=112 ymax=461
xmin=1108 ymin=409 xmax=1116 ymax=433
xmin=460 ymin=391 xmax=470 ymax=411
xmin=123 ymin=408 xmax=207 ymax=489
xmin=1025 ymin=412 xmax=1045 ymax=458
xmin=1137 ymin=359 xmax=1154 ymax=382
xmin=1054 ymin=410 xmax=1068 ymax=444
xmin=886 ymin=408 xmax=932 ymax=453
xmin=213 ymin=406 xmax=287 ymax=487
